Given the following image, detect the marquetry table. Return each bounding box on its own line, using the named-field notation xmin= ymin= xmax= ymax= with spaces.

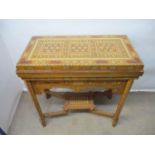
xmin=16 ymin=35 xmax=144 ymax=127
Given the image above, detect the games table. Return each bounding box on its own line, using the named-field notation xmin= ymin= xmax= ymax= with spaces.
xmin=16 ymin=35 xmax=144 ymax=127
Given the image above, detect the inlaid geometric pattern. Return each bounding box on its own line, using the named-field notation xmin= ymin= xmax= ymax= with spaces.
xmin=28 ymin=38 xmax=130 ymax=60
xmin=17 ymin=35 xmax=143 ymax=71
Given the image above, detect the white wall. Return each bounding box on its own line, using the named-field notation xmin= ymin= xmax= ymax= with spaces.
xmin=0 ymin=36 xmax=22 ymax=132
xmin=0 ymin=19 xmax=155 ymax=90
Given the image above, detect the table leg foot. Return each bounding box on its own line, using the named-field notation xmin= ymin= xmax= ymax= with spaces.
xmin=112 ymin=118 xmax=118 ymax=127
xmin=41 ymin=119 xmax=46 ymax=127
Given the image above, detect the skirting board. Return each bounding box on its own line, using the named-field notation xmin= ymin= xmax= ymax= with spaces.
xmin=130 ymin=89 xmax=155 ymax=92
xmin=7 ymin=91 xmax=22 ymax=133
xmin=23 ymin=87 xmax=155 ymax=92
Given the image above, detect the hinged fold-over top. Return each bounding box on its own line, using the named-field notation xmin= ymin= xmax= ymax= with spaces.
xmin=16 ymin=35 xmax=144 ymax=79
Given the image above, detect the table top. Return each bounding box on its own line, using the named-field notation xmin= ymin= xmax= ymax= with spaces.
xmin=16 ymin=35 xmax=144 ymax=76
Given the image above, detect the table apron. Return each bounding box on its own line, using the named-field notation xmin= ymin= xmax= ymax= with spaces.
xmin=26 ymin=80 xmax=131 ymax=95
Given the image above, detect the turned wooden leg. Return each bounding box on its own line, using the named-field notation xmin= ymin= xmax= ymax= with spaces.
xmin=112 ymin=80 xmax=133 ymax=127
xmin=26 ymin=81 xmax=46 ymax=127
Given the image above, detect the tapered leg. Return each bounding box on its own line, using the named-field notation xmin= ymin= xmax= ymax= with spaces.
xmin=112 ymin=80 xmax=133 ymax=127
xmin=26 ymin=81 xmax=46 ymax=127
